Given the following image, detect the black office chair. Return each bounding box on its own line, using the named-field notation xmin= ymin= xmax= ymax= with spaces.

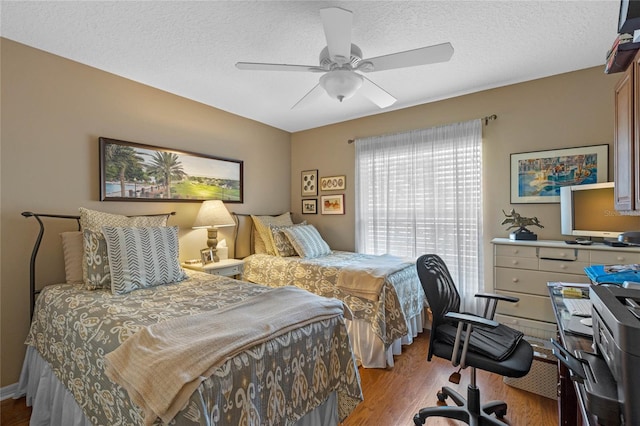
xmin=414 ymin=254 xmax=534 ymax=426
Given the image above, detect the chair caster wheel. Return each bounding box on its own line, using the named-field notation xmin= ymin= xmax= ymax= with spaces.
xmin=413 ymin=414 xmax=425 ymax=425
xmin=495 ymin=408 xmax=507 ymax=419
xmin=437 ymin=391 xmax=447 ymax=402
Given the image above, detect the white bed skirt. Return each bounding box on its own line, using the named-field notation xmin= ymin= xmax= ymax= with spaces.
xmin=346 ymin=308 xmax=426 ymax=368
xmin=15 ymin=346 xmax=338 ymax=426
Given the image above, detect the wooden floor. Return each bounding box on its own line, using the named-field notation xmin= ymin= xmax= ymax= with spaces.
xmin=1 ymin=332 xmax=557 ymax=426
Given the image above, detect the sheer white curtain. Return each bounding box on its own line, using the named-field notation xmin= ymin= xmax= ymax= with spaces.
xmin=355 ymin=119 xmax=483 ymax=313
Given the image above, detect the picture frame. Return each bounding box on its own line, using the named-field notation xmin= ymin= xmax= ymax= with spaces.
xmin=302 ymin=199 xmax=317 ymax=214
xmin=99 ymin=137 xmax=243 ymax=202
xmin=320 ymin=175 xmax=346 ymax=191
xmin=321 ymin=194 xmax=345 ymax=215
xmin=510 ymin=144 xmax=608 ymax=204
xmin=301 ymin=169 xmax=318 ymax=196
xmin=200 ymin=247 xmax=215 ymax=265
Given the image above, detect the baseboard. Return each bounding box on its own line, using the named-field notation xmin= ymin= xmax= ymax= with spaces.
xmin=0 ymin=383 xmax=18 ymax=401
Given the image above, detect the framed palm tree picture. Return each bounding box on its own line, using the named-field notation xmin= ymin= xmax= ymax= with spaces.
xmin=99 ymin=137 xmax=243 ymax=202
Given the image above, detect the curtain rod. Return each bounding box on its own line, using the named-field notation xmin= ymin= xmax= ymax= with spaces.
xmin=347 ymin=114 xmax=498 ymax=144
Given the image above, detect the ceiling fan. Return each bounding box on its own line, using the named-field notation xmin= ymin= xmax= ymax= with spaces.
xmin=235 ymin=7 xmax=454 ymax=109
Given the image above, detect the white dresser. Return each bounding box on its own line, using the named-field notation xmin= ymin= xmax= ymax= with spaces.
xmin=491 ymin=238 xmax=640 ymax=338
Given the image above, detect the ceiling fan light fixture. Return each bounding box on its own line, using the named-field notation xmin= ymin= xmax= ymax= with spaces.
xmin=320 ymin=70 xmax=363 ymax=102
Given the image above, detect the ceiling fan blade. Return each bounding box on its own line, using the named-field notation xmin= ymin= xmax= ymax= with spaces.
xmin=236 ymin=62 xmax=325 ymax=72
xmin=361 ymin=42 xmax=454 ymax=72
xmin=320 ymin=7 xmax=353 ymax=63
xmin=291 ymin=84 xmax=325 ymax=109
xmin=360 ymin=76 xmax=396 ymax=108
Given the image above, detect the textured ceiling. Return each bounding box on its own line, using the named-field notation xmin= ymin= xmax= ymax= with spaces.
xmin=1 ymin=1 xmax=620 ymax=132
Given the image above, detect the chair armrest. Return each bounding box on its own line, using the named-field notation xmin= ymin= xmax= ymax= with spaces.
xmin=475 ymin=292 xmax=519 ymax=303
xmin=445 ymin=312 xmax=499 ymax=328
xmin=475 ymin=292 xmax=519 ymax=320
xmin=445 ymin=312 xmax=499 ymax=369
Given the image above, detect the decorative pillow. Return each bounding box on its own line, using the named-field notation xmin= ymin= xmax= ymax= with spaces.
xmin=79 ymin=208 xmax=169 ymax=290
xmin=251 ymin=213 xmax=293 ymax=255
xmin=60 ymin=231 xmax=84 ymax=285
xmin=102 ymin=226 xmax=187 ymax=295
xmin=282 ymin=224 xmax=331 ymax=259
xmin=79 ymin=208 xmax=169 ymax=231
xmin=83 ymin=229 xmax=112 ymax=290
xmin=269 ymin=221 xmax=307 ymax=257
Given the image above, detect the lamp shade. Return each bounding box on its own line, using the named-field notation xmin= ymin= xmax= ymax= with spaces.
xmin=192 ymin=200 xmax=235 ymax=229
xmin=320 ymin=70 xmax=363 ymax=102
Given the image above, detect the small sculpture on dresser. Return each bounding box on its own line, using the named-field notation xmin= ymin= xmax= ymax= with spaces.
xmin=501 ymin=209 xmax=544 ymax=241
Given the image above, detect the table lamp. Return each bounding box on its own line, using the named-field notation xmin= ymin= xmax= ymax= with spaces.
xmin=192 ymin=200 xmax=235 ymax=262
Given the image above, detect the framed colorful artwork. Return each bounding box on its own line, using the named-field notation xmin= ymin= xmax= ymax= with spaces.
xmin=510 ymin=144 xmax=608 ymax=203
xmin=99 ymin=137 xmax=243 ymax=202
xmin=321 ymin=194 xmax=345 ymax=215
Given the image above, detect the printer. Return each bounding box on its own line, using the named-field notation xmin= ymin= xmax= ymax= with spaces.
xmin=555 ymin=285 xmax=640 ymax=425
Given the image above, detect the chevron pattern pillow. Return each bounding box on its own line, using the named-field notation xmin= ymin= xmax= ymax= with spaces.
xmin=102 ymin=226 xmax=187 ymax=295
xmin=281 ymin=224 xmax=331 ymax=259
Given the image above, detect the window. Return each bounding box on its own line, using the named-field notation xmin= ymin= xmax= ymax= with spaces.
xmin=355 ymin=119 xmax=483 ymax=312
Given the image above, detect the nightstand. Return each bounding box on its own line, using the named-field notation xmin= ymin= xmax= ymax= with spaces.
xmin=182 ymin=258 xmax=244 ymax=279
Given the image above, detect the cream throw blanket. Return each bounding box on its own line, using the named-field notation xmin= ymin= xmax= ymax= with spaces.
xmin=104 ymin=286 xmax=345 ymax=425
xmin=336 ymin=254 xmax=413 ymax=301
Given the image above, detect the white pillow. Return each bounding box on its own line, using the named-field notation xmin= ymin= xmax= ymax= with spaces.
xmin=282 ymin=224 xmax=331 ymax=259
xmin=101 ymin=226 xmax=187 ymax=295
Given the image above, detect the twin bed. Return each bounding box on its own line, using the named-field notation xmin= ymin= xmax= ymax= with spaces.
xmin=16 ymin=211 xmax=363 ymax=426
xmin=234 ymin=214 xmax=426 ymax=369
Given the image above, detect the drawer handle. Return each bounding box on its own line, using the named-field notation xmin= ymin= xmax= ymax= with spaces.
xmin=617 ymin=256 xmax=625 ymax=262
xmin=513 ymin=302 xmax=519 ymax=307
xmin=511 ymin=260 xmax=519 ymax=265
xmin=560 ymin=264 xmax=567 ymax=269
xmin=511 ymin=278 xmax=519 ymax=283
xmin=513 ymin=249 xmax=519 ymax=254
xmin=511 ymin=319 xmax=519 ymax=325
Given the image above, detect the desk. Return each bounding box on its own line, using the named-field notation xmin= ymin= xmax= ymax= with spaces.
xmin=548 ymin=283 xmax=597 ymax=426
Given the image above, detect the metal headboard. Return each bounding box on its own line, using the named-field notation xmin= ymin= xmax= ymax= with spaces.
xmin=22 ymin=211 xmax=176 ymax=318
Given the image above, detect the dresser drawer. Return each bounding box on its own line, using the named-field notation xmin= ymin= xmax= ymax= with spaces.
xmin=495 ymin=314 xmax=557 ymax=339
xmin=495 ymin=268 xmax=589 ymax=296
xmin=590 ymin=250 xmax=640 ymax=265
xmin=538 ymin=247 xmax=588 ymax=262
xmin=495 ymin=290 xmax=556 ymax=323
xmin=495 ymin=245 xmax=537 ymax=258
xmin=539 ymin=259 xmax=590 ymax=275
xmin=495 ymin=255 xmax=539 ymax=270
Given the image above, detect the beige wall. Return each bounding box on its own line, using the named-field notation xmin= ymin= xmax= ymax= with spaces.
xmin=0 ymin=37 xmax=622 ymax=388
xmin=0 ymin=39 xmax=291 ymax=386
xmin=290 ymin=66 xmax=620 ymax=293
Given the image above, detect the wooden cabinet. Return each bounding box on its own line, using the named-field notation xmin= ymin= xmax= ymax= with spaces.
xmin=614 ymin=49 xmax=640 ymax=211
xmin=491 ymin=238 xmax=640 ymax=339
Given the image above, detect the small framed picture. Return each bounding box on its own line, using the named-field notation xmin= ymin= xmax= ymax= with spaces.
xmin=200 ymin=247 xmax=214 ymax=265
xmin=321 ymin=194 xmax=345 ymax=215
xmin=302 ymin=199 xmax=317 ymax=214
xmin=301 ymin=169 xmax=318 ymax=196
xmin=320 ymin=175 xmax=346 ymax=191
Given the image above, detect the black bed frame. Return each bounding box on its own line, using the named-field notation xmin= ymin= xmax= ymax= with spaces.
xmin=22 ymin=211 xmax=175 ymax=318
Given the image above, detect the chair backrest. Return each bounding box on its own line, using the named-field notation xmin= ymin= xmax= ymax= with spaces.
xmin=416 ymin=254 xmax=461 ymax=360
